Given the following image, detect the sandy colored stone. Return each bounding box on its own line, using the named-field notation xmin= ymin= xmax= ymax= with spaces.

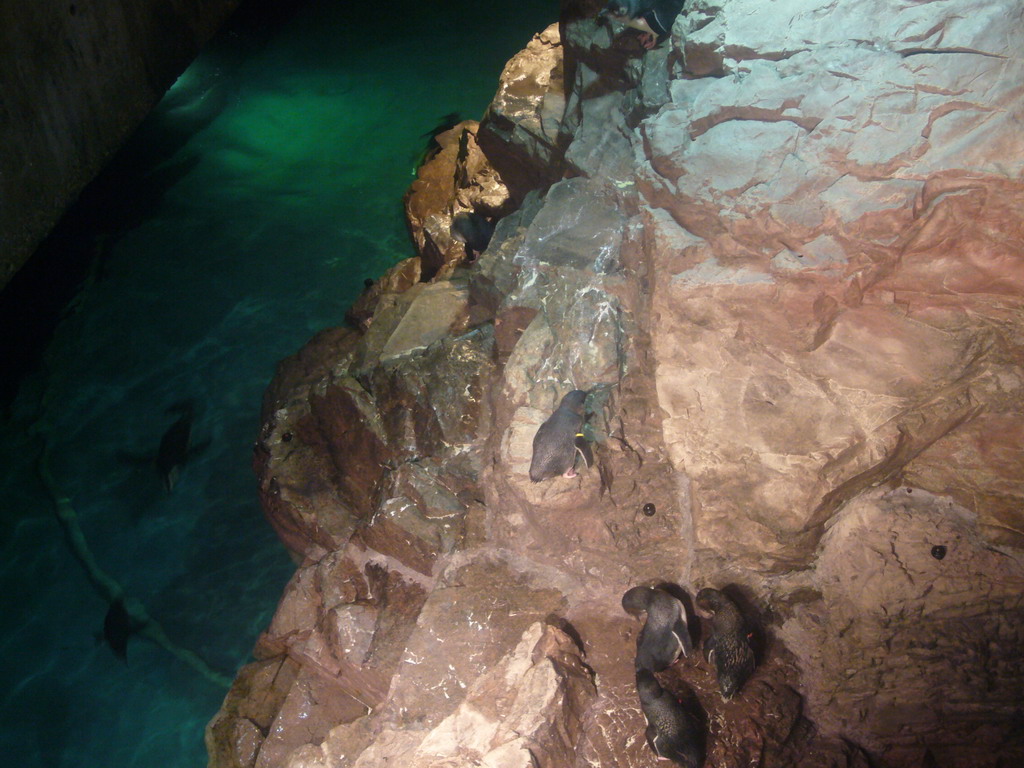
xmin=379 ymin=280 xmax=470 ymax=361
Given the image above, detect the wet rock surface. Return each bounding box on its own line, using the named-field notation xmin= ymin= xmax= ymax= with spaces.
xmin=210 ymin=2 xmax=1024 ymax=766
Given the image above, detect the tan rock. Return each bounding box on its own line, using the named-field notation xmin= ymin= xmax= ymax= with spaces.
xmin=779 ymin=487 xmax=1024 ymax=765
xmin=379 ymin=280 xmax=470 ymax=362
xmin=479 ymin=23 xmax=567 ymax=200
xmin=404 ymin=122 xmax=510 ymax=281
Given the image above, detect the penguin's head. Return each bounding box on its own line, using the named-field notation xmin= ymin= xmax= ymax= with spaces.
xmin=559 ymin=389 xmax=588 ymax=413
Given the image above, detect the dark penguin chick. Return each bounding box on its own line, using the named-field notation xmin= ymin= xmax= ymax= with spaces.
xmin=695 ymin=587 xmax=756 ymax=701
xmin=622 ymin=586 xmax=692 ymax=672
xmin=636 ymin=669 xmax=705 ymax=768
xmin=450 ymin=211 xmax=495 ymax=261
xmin=600 ymin=0 xmax=688 ymax=50
xmin=529 ymin=389 xmax=591 ymax=482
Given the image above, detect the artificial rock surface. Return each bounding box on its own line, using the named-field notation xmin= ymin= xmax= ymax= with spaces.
xmin=210 ymin=2 xmax=1024 ymax=767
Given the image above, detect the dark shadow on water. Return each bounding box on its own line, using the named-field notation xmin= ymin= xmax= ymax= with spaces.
xmin=22 ymin=679 xmax=72 ymax=768
xmin=0 ymin=0 xmax=314 ymax=416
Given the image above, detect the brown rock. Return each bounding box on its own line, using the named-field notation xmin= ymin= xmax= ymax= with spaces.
xmin=345 ymin=257 xmax=422 ymax=331
xmin=216 ymin=5 xmax=1024 ymax=768
xmin=207 ymin=657 xmax=301 ymax=768
xmin=254 ymin=665 xmax=368 ymax=768
xmin=779 ymin=488 xmax=1024 ymax=766
xmin=478 ymin=23 xmax=567 ymax=202
xmin=352 ymin=622 xmax=596 ymax=767
xmin=404 ymin=121 xmax=511 ymax=281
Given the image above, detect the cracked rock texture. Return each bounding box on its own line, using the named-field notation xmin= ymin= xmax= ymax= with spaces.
xmin=209 ymin=2 xmax=1024 ymax=767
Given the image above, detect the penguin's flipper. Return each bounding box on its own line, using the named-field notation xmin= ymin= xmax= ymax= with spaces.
xmin=655 ymin=629 xmax=686 ymax=668
xmin=673 ymin=617 xmax=693 ymax=656
xmin=645 ymin=725 xmax=664 ymax=758
xmin=705 ymin=639 xmax=716 ymax=666
xmin=670 ymin=630 xmax=688 ymax=659
xmin=573 ymin=433 xmax=593 ymax=468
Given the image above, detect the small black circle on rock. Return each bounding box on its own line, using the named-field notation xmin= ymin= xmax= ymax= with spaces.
xmin=282 ymin=431 xmax=293 ymax=443
xmin=642 ymin=502 xmax=656 ymax=517
xmin=931 ymin=544 xmax=947 ymax=560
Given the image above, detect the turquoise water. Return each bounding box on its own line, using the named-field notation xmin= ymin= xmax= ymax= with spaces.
xmin=0 ymin=1 xmax=556 ymax=766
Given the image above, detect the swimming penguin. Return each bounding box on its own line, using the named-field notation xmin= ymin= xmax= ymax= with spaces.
xmin=529 ymin=389 xmax=592 ymax=482
xmin=695 ymin=587 xmax=756 ymax=701
xmin=636 ymin=669 xmax=705 ymax=767
xmin=116 ymin=400 xmax=208 ymax=492
xmin=599 ymin=0 xmax=688 ymax=50
xmin=156 ymin=400 xmax=208 ymax=491
xmin=102 ymin=598 xmax=149 ymax=662
xmin=415 ymin=111 xmax=462 ymax=172
xmin=622 ymin=585 xmax=692 ymax=672
xmin=450 ymin=211 xmax=495 ymax=261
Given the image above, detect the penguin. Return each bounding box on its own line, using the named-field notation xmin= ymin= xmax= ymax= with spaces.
xmin=622 ymin=585 xmax=692 ymax=672
xmin=695 ymin=587 xmax=756 ymax=701
xmin=529 ymin=389 xmax=592 ymax=482
xmin=599 ymin=0 xmax=688 ymax=50
xmin=415 ymin=111 xmax=462 ymax=171
xmin=450 ymin=211 xmax=495 ymax=261
xmin=116 ymin=400 xmax=209 ymax=492
xmin=156 ymin=400 xmax=209 ymax=491
xmin=101 ymin=598 xmax=149 ymax=662
xmin=636 ymin=669 xmax=705 ymax=767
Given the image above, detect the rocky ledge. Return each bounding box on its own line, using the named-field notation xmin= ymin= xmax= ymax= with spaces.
xmin=207 ymin=2 xmax=1024 ymax=767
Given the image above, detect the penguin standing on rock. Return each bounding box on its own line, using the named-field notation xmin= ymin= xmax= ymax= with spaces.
xmin=600 ymin=0 xmax=688 ymax=50
xmin=636 ymin=669 xmax=705 ymax=767
xmin=622 ymin=585 xmax=692 ymax=672
xmin=529 ymin=390 xmax=593 ymax=482
xmin=695 ymin=587 xmax=756 ymax=701
xmin=450 ymin=211 xmax=495 ymax=262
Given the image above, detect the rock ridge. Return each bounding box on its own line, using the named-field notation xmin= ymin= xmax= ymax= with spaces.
xmin=209 ymin=3 xmax=1024 ymax=767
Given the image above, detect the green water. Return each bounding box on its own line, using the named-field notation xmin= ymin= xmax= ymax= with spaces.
xmin=0 ymin=1 xmax=557 ymax=765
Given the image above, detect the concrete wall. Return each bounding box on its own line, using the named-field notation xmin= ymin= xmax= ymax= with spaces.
xmin=0 ymin=0 xmax=241 ymax=290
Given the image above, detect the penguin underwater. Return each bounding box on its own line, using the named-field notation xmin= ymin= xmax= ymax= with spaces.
xmin=636 ymin=668 xmax=705 ymax=767
xmin=529 ymin=389 xmax=593 ymax=482
xmin=600 ymin=0 xmax=688 ymax=49
xmin=622 ymin=585 xmax=692 ymax=672
xmin=695 ymin=587 xmax=757 ymax=701
xmin=101 ymin=597 xmax=150 ymax=662
xmin=155 ymin=400 xmax=208 ymax=491
xmin=116 ymin=399 xmax=208 ymax=492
